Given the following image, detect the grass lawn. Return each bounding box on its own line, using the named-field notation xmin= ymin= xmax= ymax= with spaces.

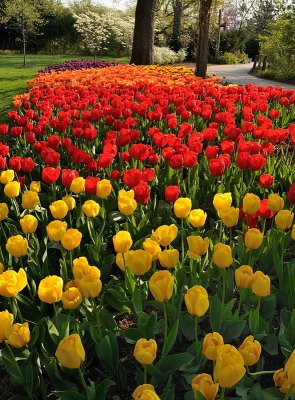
xmin=0 ymin=54 xmax=129 ymax=123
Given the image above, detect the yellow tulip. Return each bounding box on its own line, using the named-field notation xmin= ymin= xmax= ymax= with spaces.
xmin=38 ymin=275 xmax=63 ymax=304
xmin=213 ymin=193 xmax=232 ymax=211
xmin=173 ymin=197 xmax=192 ymax=218
xmin=212 ymin=243 xmax=232 ymax=268
xmin=149 ymin=270 xmax=174 ymax=302
xmin=188 ymin=209 xmax=207 ymax=227
xmin=55 ymin=334 xmax=85 ymax=369
xmin=158 ymin=249 xmax=179 ymax=268
xmin=213 ymin=344 xmax=246 ymax=388
xmin=185 ymin=285 xmax=209 ymax=317
xmin=133 ymin=338 xmax=157 ymax=365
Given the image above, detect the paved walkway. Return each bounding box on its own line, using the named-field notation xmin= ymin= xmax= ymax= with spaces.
xmin=180 ymin=62 xmax=295 ymax=90
xmin=207 ymin=63 xmax=295 ymax=89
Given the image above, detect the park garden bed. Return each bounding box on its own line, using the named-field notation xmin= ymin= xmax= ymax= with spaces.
xmin=0 ymin=64 xmax=294 ymax=399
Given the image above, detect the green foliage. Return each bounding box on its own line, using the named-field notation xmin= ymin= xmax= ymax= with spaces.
xmin=259 ymin=12 xmax=295 ymax=82
xmin=209 ymin=51 xmax=249 ymax=64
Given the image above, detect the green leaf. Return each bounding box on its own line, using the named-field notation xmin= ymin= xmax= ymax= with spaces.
xmin=156 ymin=352 xmax=194 ymax=374
xmin=210 ymin=294 xmax=223 ymax=332
xmin=221 ymin=320 xmax=246 ymax=342
xmin=162 ymin=319 xmax=179 ymax=357
xmin=179 ymin=313 xmax=195 ymax=341
xmin=96 ymin=333 xmax=119 ymax=376
xmin=95 ymin=379 xmax=115 ymax=400
xmin=132 ymin=285 xmax=143 ymax=314
xmin=0 ymin=347 xmax=25 ymax=386
xmin=54 ymin=390 xmax=87 ymax=400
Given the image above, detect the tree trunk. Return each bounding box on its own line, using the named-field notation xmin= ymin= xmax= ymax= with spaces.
xmin=195 ymin=0 xmax=213 ymax=78
xmin=170 ymin=0 xmax=182 ymax=52
xmin=130 ymin=0 xmax=158 ymax=65
xmin=22 ymin=17 xmax=26 ymax=67
xmin=21 ymin=0 xmax=27 ymax=67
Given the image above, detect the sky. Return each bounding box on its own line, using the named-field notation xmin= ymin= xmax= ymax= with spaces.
xmin=94 ymin=0 xmax=131 ymax=10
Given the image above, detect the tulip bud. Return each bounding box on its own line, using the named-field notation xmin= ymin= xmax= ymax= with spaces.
xmin=30 ymin=181 xmax=41 ymax=192
xmin=187 ymin=236 xmax=209 ymax=260
xmin=76 ymin=266 xmax=102 ymax=298
xmin=143 ymin=238 xmax=161 ymax=261
xmin=235 ymin=265 xmax=253 ymax=288
xmin=151 ymin=224 xmax=178 ymax=247
xmin=213 ymin=193 xmax=232 ymax=211
xmin=38 ymin=275 xmax=63 ymax=304
xmin=61 ymin=228 xmax=82 ymax=250
xmin=4 ymin=181 xmax=20 ymax=198
xmin=113 ymin=231 xmax=133 ymax=253
xmin=238 ymin=335 xmax=261 ymax=366
xmin=0 ymin=268 xmax=27 ymax=297
xmin=213 ymin=344 xmax=246 ymax=388
xmin=132 ymin=384 xmax=160 ymax=400
xmin=125 ymin=250 xmax=152 ymax=275
xmin=185 ymin=285 xmax=209 ymax=317
xmin=158 ymin=249 xmax=179 ymax=268
xmin=213 ymin=243 xmax=232 ymax=268
xmin=242 ymin=193 xmax=260 ymax=215
xmin=49 ymin=200 xmax=68 ymax=220
xmin=191 ymin=373 xmax=219 ymax=400
xmin=202 ymin=332 xmax=224 ymax=361
xmin=218 ymin=206 xmax=239 ymax=228
xmin=21 ymin=190 xmax=40 ymax=210
xmin=70 ymin=177 xmax=85 ymax=194
xmin=268 ymin=193 xmax=284 ymax=212
xmin=7 ymin=322 xmax=30 ymax=348
xmin=0 ymin=203 xmax=9 ymax=221
xmin=118 ymin=189 xmax=137 ymax=215
xmin=62 ymin=287 xmax=82 ymax=310
xmin=62 ymin=195 xmax=76 ymax=211
xmin=46 ymin=220 xmax=67 ymax=242
xmin=72 ymin=257 xmax=91 ymax=279
xmin=275 ymin=210 xmax=294 ymax=230
xmin=251 ymin=271 xmax=271 ymax=297
xmin=20 ymin=214 xmax=38 ymax=234
xmin=244 ymin=228 xmax=263 ymax=250
xmin=134 ymin=338 xmax=157 ymax=365
xmin=0 ymin=310 xmax=14 ymax=342
xmin=55 ymin=334 xmax=85 ymax=369
xmin=82 ymin=199 xmax=100 ymax=218
xmin=173 ymin=197 xmax=192 ymax=218
xmin=6 ymin=235 xmax=28 ymax=258
xmin=0 ymin=170 xmax=14 ymax=184
xmin=96 ymin=179 xmax=112 ymax=199
xmin=149 ymin=270 xmax=174 ymax=302
xmin=188 ymin=209 xmax=207 ymax=227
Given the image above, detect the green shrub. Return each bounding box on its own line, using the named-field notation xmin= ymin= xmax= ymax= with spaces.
xmin=209 ymin=52 xmax=249 ymax=65
xmin=259 ymin=13 xmax=295 ymax=82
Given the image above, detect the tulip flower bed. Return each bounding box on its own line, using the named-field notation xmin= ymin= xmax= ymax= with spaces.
xmin=0 ymin=64 xmax=295 ymax=400
xmin=39 ymin=59 xmax=118 ymax=74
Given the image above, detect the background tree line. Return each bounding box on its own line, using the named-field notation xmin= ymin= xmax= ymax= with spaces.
xmin=0 ymin=0 xmax=294 ymax=79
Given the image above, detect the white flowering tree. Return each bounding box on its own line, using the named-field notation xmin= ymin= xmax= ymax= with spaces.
xmin=74 ymin=10 xmax=133 ymax=57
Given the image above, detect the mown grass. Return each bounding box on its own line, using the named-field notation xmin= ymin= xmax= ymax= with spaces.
xmin=0 ymin=54 xmax=129 ymax=123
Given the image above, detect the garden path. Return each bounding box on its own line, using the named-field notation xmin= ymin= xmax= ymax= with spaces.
xmin=180 ymin=62 xmax=295 ymax=89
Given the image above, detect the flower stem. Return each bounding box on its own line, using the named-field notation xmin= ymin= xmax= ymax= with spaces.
xmin=246 ymin=366 xmax=276 ymax=376
xmin=194 ymin=316 xmax=198 ymax=360
xmin=284 ymin=385 xmax=294 ymax=400
xmin=220 ymin=387 xmax=226 ymax=400
xmin=78 ymin=368 xmax=88 ymax=394
xmin=143 ymin=364 xmax=148 ymax=384
xmin=162 ymin=301 xmax=168 ymax=357
xmin=13 ymin=297 xmax=24 ymax=323
xmin=181 ymin=218 xmax=185 ymax=261
xmin=221 ymin=269 xmax=226 ymax=309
